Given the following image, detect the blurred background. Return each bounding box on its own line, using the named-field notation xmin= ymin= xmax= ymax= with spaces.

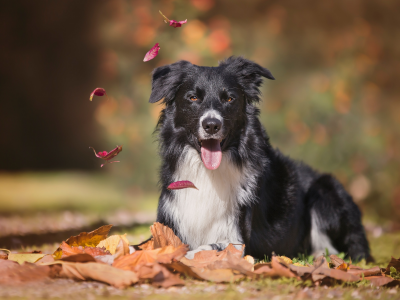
xmin=0 ymin=0 xmax=399 ymax=256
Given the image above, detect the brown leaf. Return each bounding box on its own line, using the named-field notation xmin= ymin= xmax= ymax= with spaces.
xmin=53 ymin=225 xmax=112 ymax=259
xmin=312 ymin=267 xmax=359 ymax=283
xmin=163 ymin=261 xmax=204 ymax=280
xmin=189 ymin=267 xmax=244 ymax=282
xmin=366 ymin=275 xmax=400 ymax=287
xmin=347 ymin=266 xmax=382 ymax=278
xmin=271 ymin=256 xmax=297 ymax=278
xmin=0 ymin=260 xmax=51 ymax=285
xmin=289 ymin=264 xmax=315 ymax=277
xmin=59 ymin=253 xmax=97 ymax=263
xmin=97 ymin=234 xmax=130 ymax=255
xmin=206 ymin=251 xmax=253 ymax=275
xmin=114 ymin=237 xmax=130 ymax=260
xmin=35 ymin=254 xmax=55 ymax=264
xmin=136 ymin=263 xmax=185 ymax=288
xmin=59 ymin=241 xmax=111 ymax=258
xmin=113 ymin=245 xmax=188 ymax=270
xmin=141 ymin=222 xmax=184 ymax=250
xmin=329 ymin=254 xmax=345 ymax=267
xmin=384 ymin=257 xmax=400 ymax=275
xmin=49 ymin=261 xmax=138 ymax=289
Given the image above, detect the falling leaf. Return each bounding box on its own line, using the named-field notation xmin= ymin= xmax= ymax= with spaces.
xmin=89 ymin=87 xmax=107 ymax=101
xmin=143 ymin=43 xmax=160 ymax=62
xmin=139 ymin=222 xmax=184 ymax=250
xmin=159 ymin=10 xmax=187 ymax=28
xmin=97 ymin=234 xmax=130 ymax=255
xmin=167 ymin=180 xmax=198 ymax=190
xmin=53 ymin=225 xmax=112 ymax=259
xmin=8 ymin=253 xmax=45 ymax=264
xmin=89 ymin=145 xmax=123 ymax=167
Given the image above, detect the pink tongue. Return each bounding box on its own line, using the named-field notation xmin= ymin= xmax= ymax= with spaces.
xmin=201 ymin=139 xmax=222 ymax=170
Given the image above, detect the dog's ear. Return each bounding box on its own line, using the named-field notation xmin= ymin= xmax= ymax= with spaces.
xmin=220 ymin=56 xmax=275 ymax=103
xmin=149 ymin=60 xmax=193 ymax=104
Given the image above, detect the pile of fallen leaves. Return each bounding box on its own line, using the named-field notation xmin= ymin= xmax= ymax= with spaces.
xmin=1 ymin=223 xmax=399 ymax=289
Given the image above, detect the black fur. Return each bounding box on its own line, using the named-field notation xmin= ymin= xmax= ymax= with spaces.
xmin=149 ymin=56 xmax=370 ymax=260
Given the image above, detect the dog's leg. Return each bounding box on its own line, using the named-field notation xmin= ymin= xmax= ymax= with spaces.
xmin=306 ymin=174 xmax=370 ymax=261
xmin=185 ymin=241 xmax=243 ymax=259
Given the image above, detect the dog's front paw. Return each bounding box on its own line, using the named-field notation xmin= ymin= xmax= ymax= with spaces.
xmin=184 ymin=242 xmax=243 ymax=259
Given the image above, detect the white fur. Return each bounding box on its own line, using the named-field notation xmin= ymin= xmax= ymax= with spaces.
xmin=310 ymin=209 xmax=338 ymax=256
xmin=163 ymin=147 xmax=256 ymax=250
xmin=198 ymin=109 xmax=224 ymax=140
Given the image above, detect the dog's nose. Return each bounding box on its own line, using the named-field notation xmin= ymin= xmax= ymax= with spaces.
xmin=202 ymin=118 xmax=222 ymax=135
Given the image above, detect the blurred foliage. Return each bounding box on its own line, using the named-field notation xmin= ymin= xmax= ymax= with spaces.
xmin=0 ymin=0 xmax=399 ymax=224
xmin=94 ymin=0 xmax=400 ymax=223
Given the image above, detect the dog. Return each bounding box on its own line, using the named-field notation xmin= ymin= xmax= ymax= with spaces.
xmin=148 ymin=56 xmax=370 ymax=260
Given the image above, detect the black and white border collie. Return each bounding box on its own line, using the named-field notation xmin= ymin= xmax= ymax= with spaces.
xmin=148 ymin=56 xmax=370 ymax=260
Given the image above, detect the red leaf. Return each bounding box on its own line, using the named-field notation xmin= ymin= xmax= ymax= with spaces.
xmin=167 ymin=180 xmax=198 ymax=190
xmin=143 ymin=43 xmax=160 ymax=62
xmin=159 ymin=10 xmax=187 ymax=28
xmin=89 ymin=145 xmax=123 ymax=167
xmin=89 ymin=88 xmax=107 ymax=101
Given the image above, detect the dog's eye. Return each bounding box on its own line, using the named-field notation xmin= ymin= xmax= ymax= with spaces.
xmin=190 ymin=96 xmax=198 ymax=102
xmin=227 ymin=97 xmax=233 ymax=102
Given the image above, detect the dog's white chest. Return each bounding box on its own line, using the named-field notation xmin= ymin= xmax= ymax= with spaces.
xmin=164 ymin=148 xmax=251 ymax=250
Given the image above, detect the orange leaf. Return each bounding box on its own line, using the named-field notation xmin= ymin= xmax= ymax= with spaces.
xmin=53 ymin=225 xmax=112 ymax=259
xmin=59 ymin=241 xmax=111 ymax=258
xmin=139 ymin=222 xmax=184 ymax=250
xmin=113 ymin=244 xmax=188 ymax=270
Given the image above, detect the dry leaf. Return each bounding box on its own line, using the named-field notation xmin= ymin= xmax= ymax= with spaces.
xmin=277 ymin=256 xmax=293 ymax=265
xmin=347 ymin=266 xmax=382 ymax=277
xmin=35 ymin=254 xmax=55 ymax=264
xmin=59 ymin=241 xmax=111 ymax=258
xmin=312 ymin=267 xmax=359 ymax=283
xmin=113 ymin=244 xmax=188 ymax=270
xmin=366 ymin=275 xmax=400 ymax=287
xmin=335 ymin=262 xmax=349 ymax=271
xmin=140 ymin=222 xmax=184 ymax=250
xmin=0 ymin=260 xmax=51 ymax=285
xmin=384 ymin=257 xmax=400 ymax=275
xmin=114 ymin=237 xmax=130 ymax=260
xmin=8 ymin=253 xmax=45 ymax=264
xmin=97 ymin=234 xmax=130 ymax=255
xmin=59 ymin=253 xmax=97 ymax=263
xmin=49 ymin=261 xmax=138 ymax=289
xmin=136 ymin=263 xmax=185 ymax=288
xmin=53 ymin=225 xmax=112 ymax=259
xmin=329 ymin=254 xmax=345 ymax=267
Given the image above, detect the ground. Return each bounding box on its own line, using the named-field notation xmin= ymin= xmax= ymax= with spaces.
xmin=0 ymin=172 xmax=399 ymax=299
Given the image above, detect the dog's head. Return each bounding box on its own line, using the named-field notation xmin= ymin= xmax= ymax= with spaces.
xmin=149 ymin=56 xmax=274 ymax=170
